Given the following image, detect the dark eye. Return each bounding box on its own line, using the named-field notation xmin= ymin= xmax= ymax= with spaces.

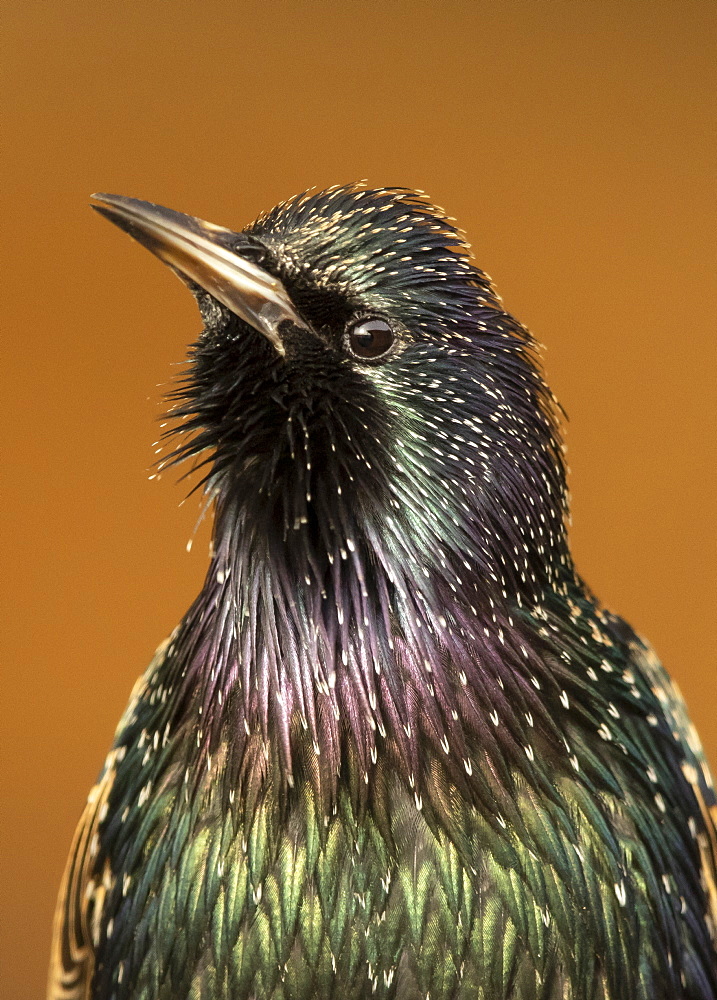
xmin=346 ymin=318 xmax=395 ymax=360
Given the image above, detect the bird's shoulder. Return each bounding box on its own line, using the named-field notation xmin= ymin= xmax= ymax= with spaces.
xmin=600 ymin=611 xmax=717 ymax=936
xmin=47 ymin=639 xmax=171 ymax=1000
xmin=626 ymin=626 xmax=717 ymax=933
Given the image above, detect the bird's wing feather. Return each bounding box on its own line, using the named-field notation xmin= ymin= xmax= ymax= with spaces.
xmin=47 ymin=757 xmax=116 ymax=1000
xmin=691 ymin=778 xmax=717 ymax=936
xmin=48 ymin=639 xmax=170 ymax=999
xmin=632 ymin=638 xmax=717 ymax=938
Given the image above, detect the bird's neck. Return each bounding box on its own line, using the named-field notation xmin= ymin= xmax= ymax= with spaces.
xmin=159 ymin=499 xmax=611 ymax=812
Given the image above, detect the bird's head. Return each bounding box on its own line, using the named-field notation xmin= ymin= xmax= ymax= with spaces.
xmin=93 ymin=185 xmax=571 ymax=612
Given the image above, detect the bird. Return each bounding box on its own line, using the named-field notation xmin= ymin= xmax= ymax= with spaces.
xmin=49 ymin=184 xmax=717 ymax=1000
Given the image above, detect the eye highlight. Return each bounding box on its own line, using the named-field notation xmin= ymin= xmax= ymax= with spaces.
xmin=345 ymin=318 xmax=395 ymax=360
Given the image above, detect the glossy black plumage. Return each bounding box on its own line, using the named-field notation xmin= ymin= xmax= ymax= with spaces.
xmin=50 ymin=185 xmax=717 ymax=999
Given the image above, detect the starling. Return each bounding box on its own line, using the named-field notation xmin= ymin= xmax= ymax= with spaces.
xmin=49 ymin=185 xmax=717 ymax=1000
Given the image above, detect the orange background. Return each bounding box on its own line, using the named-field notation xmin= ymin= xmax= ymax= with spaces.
xmin=3 ymin=2 xmax=715 ymax=995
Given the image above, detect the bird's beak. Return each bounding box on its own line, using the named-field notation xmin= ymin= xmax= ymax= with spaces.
xmin=90 ymin=194 xmax=309 ymax=355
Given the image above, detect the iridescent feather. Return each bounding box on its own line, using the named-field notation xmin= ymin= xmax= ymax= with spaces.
xmin=50 ymin=185 xmax=716 ymax=999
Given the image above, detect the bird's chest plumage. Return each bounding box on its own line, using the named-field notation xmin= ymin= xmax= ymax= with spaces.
xmin=87 ymin=673 xmax=692 ymax=1000
xmin=93 ymin=750 xmax=559 ymax=999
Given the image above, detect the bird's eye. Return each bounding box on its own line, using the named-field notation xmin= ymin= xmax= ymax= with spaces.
xmin=346 ymin=318 xmax=395 ymax=360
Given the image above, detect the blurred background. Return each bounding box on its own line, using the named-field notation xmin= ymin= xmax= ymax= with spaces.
xmin=3 ymin=1 xmax=715 ymax=994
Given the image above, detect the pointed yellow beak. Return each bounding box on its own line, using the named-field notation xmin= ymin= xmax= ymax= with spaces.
xmin=91 ymin=194 xmax=309 ymax=354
